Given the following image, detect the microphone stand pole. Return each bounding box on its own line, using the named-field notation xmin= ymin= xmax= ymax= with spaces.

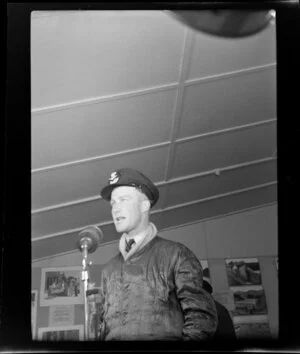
xmin=77 ymin=226 xmax=102 ymax=340
xmin=81 ymin=241 xmax=90 ymax=341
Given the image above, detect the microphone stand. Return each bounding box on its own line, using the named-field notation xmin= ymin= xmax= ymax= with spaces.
xmin=76 ymin=226 xmax=103 ymax=341
xmin=80 ymin=240 xmax=92 ymax=341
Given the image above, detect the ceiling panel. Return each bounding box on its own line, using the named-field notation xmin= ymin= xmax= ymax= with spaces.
xmin=166 ymin=159 xmax=276 ymax=207
xmin=172 ymin=121 xmax=276 ymax=178
xmin=187 ymin=23 xmax=276 ymax=80
xmin=32 ymin=234 xmax=78 ymax=261
xmin=178 ymin=67 xmax=276 ymax=138
xmin=32 ymin=198 xmax=106 ymax=239
xmin=31 ymin=146 xmax=169 ymax=210
xmin=161 ymin=183 xmax=277 ymax=230
xmin=31 ymin=89 xmax=176 ymax=169
xmin=31 ymin=11 xmax=185 ymax=108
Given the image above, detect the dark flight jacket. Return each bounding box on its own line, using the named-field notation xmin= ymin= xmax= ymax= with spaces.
xmin=99 ymin=235 xmax=218 ymax=340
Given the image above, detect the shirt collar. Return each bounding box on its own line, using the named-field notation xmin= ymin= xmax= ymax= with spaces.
xmin=119 ymin=222 xmax=157 ymax=260
xmin=124 ymin=227 xmax=147 ymax=245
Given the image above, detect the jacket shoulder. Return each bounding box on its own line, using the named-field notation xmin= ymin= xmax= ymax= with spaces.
xmin=154 ymin=235 xmax=182 ymax=248
xmin=155 ymin=235 xmax=190 ymax=248
xmin=154 ymin=236 xmax=197 ymax=257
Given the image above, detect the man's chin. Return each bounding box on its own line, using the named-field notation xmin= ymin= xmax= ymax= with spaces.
xmin=115 ymin=224 xmax=127 ymax=233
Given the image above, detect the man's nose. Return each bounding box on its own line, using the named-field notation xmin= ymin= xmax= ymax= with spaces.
xmin=112 ymin=203 xmax=121 ymax=213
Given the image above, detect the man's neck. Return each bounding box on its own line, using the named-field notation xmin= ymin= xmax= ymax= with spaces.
xmin=126 ymin=219 xmax=150 ymax=239
xmin=125 ymin=221 xmax=150 ymax=240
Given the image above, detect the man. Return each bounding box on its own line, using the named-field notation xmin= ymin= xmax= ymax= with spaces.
xmin=97 ymin=168 xmax=218 ymax=341
xmin=202 ymin=269 xmax=236 ymax=340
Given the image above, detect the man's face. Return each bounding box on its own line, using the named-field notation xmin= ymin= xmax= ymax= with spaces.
xmin=110 ymin=186 xmax=146 ymax=234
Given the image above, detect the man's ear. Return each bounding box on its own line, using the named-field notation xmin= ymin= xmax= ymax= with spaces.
xmin=141 ymin=199 xmax=151 ymax=213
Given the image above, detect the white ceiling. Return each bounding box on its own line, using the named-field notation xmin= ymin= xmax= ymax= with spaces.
xmin=31 ymin=10 xmax=277 ymax=262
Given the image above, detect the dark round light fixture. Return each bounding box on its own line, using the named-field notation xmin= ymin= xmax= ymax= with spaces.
xmin=166 ymin=10 xmax=275 ymax=38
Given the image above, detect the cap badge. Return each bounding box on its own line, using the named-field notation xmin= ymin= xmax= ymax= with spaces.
xmin=109 ymin=171 xmax=120 ymax=184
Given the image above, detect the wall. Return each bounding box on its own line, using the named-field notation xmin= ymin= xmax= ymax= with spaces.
xmin=32 ymin=203 xmax=278 ymax=339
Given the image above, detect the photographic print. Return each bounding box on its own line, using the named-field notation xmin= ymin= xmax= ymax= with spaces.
xmin=233 ymin=315 xmax=272 ymax=339
xmin=31 ymin=290 xmax=38 ymax=339
xmin=231 ymin=285 xmax=268 ymax=316
xmin=37 ymin=325 xmax=84 ymax=341
xmin=225 ymin=258 xmax=262 ymax=286
xmin=49 ymin=305 xmax=75 ymax=327
xmin=40 ymin=266 xmax=83 ymax=306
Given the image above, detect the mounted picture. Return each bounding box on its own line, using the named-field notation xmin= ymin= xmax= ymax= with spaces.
xmin=233 ymin=315 xmax=272 ymax=339
xmin=225 ymin=258 xmax=262 ymax=286
xmin=37 ymin=325 xmax=84 ymax=341
xmin=231 ymin=285 xmax=268 ymax=316
xmin=31 ymin=290 xmax=38 ymax=339
xmin=40 ymin=266 xmax=83 ymax=306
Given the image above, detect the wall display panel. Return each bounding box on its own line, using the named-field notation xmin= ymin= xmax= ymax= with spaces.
xmin=233 ymin=315 xmax=272 ymax=339
xmin=31 ymin=290 xmax=38 ymax=340
xmin=225 ymin=258 xmax=262 ymax=287
xmin=231 ymin=285 xmax=268 ymax=317
xmin=37 ymin=325 xmax=84 ymax=341
xmin=40 ymin=266 xmax=83 ymax=306
xmin=48 ymin=305 xmax=75 ymax=327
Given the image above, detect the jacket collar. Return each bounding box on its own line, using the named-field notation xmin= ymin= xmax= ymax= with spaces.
xmin=119 ymin=222 xmax=157 ymax=261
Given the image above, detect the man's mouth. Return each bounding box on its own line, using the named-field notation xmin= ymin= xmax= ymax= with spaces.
xmin=115 ymin=216 xmax=125 ymax=223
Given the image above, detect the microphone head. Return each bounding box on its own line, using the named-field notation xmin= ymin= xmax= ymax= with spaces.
xmin=76 ymin=226 xmax=103 ymax=253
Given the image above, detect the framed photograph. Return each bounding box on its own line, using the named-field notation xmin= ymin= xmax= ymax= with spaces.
xmin=231 ymin=285 xmax=268 ymax=316
xmin=233 ymin=315 xmax=272 ymax=339
xmin=31 ymin=290 xmax=38 ymax=339
xmin=225 ymin=258 xmax=262 ymax=286
xmin=40 ymin=266 xmax=83 ymax=306
xmin=37 ymin=325 xmax=84 ymax=341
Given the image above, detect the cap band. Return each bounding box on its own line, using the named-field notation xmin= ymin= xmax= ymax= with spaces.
xmin=100 ymin=168 xmax=159 ymax=208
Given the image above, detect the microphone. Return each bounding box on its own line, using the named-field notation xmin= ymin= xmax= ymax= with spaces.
xmin=76 ymin=225 xmax=103 ymax=254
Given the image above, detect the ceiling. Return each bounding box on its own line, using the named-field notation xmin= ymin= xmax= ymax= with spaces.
xmin=31 ymin=10 xmax=277 ymax=262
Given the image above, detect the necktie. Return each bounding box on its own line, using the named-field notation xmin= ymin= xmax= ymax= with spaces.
xmin=125 ymin=238 xmax=135 ymax=253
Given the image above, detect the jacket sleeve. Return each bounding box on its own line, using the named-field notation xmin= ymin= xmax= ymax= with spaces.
xmin=173 ymin=245 xmax=218 ymax=340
